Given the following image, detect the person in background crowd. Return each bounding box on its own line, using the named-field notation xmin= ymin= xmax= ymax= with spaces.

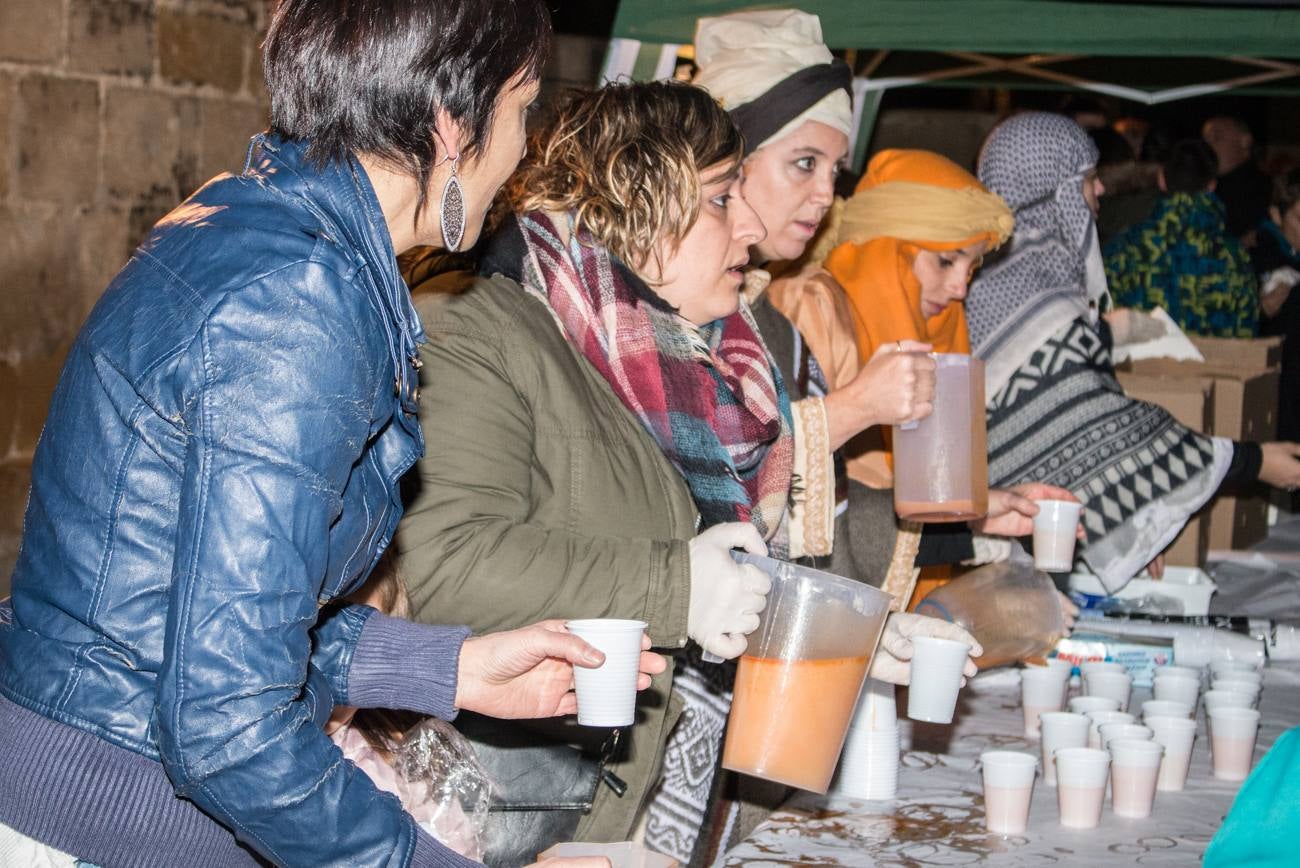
xmin=1203 ymin=115 xmax=1274 ymax=242
xmin=968 ymin=112 xmax=1300 ymax=591
xmin=1105 ymin=138 xmax=1259 ymax=338
xmin=1253 ymin=169 xmax=1300 ymax=444
xmin=0 ymin=2 xmax=649 ymax=867
xmin=1061 ymin=94 xmax=1109 ymax=131
xmin=1089 ymin=125 xmax=1160 ymax=247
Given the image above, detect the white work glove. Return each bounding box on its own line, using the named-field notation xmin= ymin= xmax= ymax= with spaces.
xmin=868 ymin=612 xmax=984 ymax=686
xmin=686 ymin=523 xmax=771 ymax=660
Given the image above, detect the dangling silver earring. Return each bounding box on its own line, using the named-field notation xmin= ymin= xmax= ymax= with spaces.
xmin=440 ymin=155 xmax=465 ymax=252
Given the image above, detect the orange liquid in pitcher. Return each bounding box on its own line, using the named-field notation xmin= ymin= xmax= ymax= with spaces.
xmin=722 ymin=654 xmax=870 ymax=793
xmin=894 ymin=498 xmax=985 ymax=522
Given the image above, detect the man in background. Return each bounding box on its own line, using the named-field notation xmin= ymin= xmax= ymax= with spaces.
xmin=1203 ymin=115 xmax=1273 ymax=243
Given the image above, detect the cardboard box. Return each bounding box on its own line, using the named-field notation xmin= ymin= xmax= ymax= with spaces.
xmin=1121 ymin=350 xmax=1280 ymax=550
xmin=1114 ymin=372 xmax=1213 ymax=566
xmin=1190 ymin=335 xmax=1283 ymax=370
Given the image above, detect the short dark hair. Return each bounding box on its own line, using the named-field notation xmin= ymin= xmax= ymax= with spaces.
xmin=1163 ymin=139 xmax=1218 ymax=194
xmin=1088 ymin=126 xmax=1134 ymax=168
xmin=264 ymin=0 xmax=551 ymax=202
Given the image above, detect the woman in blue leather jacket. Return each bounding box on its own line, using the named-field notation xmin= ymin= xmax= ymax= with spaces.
xmin=0 ymin=2 xmax=660 ymax=866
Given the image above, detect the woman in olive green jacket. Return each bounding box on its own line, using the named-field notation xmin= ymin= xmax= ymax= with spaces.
xmin=396 ymin=82 xmax=780 ymax=861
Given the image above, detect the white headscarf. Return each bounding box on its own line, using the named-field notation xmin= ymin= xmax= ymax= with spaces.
xmin=693 ymin=9 xmax=852 ymax=150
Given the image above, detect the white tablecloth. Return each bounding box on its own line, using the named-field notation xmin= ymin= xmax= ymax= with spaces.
xmin=722 ymin=663 xmax=1300 ymax=867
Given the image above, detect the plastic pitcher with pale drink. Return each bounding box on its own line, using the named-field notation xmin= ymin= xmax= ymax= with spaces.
xmin=892 ymin=353 xmax=988 ymax=522
xmin=721 ymin=554 xmax=891 ymax=793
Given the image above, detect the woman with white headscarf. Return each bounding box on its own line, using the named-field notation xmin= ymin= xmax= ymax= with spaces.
xmin=969 ymin=112 xmax=1300 ymax=590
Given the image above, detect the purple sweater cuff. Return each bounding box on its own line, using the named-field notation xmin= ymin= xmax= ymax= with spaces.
xmin=409 ymin=823 xmax=483 ymax=868
xmin=347 ymin=611 xmax=472 ymax=719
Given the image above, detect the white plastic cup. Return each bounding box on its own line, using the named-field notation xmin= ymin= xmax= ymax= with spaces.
xmin=1153 ymin=675 xmax=1201 ymax=709
xmin=1210 ymin=661 xmax=1260 ymax=680
xmin=981 ymin=751 xmax=1038 ymax=835
xmin=1212 ymin=679 xmax=1262 ymax=707
xmin=565 ymin=619 xmax=646 ymax=727
xmin=907 ymin=636 xmax=972 ymax=724
xmin=1080 ymin=661 xmax=1126 ymax=680
xmin=1069 ymin=696 xmax=1120 ymax=716
xmin=1027 ymin=658 xmax=1074 ymax=708
xmin=1204 ymin=689 xmax=1255 ymax=715
xmin=1146 ymin=716 xmax=1197 ymax=792
xmin=1083 ymin=670 xmax=1133 ymax=712
xmin=1141 ymin=699 xmax=1194 ymax=721
xmin=1156 ymin=664 xmax=1205 ymax=683
xmin=1022 ymin=667 xmax=1066 ymax=737
xmin=1039 ymin=712 xmax=1091 ymax=787
xmin=1086 ymin=710 xmax=1134 ymax=749
xmin=1054 ymin=747 xmax=1111 ymax=829
xmin=1032 ymin=500 xmax=1082 ymax=571
xmin=1108 ymin=738 xmax=1164 ymax=819
xmin=1213 ymin=669 xmax=1263 ymax=686
xmin=1099 ymin=723 xmax=1152 ymax=751
xmin=1209 ymin=707 xmax=1261 ymax=781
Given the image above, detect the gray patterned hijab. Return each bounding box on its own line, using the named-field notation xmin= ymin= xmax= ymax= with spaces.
xmin=966 ymin=112 xmax=1103 ymax=390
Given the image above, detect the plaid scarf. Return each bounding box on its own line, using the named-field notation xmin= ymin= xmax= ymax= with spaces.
xmin=514 ymin=210 xmax=794 ymax=543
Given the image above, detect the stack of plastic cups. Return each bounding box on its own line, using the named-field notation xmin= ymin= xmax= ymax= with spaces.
xmin=1039 ymin=712 xmax=1090 ymax=787
xmin=981 ymin=751 xmax=1038 ymax=835
xmin=1108 ymin=739 xmax=1164 ymax=819
xmin=1021 ymin=666 xmax=1066 ymax=737
xmin=1054 ymin=747 xmax=1111 ymax=829
xmin=1146 ymin=715 xmax=1197 ymax=791
xmin=832 ymin=678 xmax=901 ymax=800
xmin=1209 ymin=707 xmax=1262 ymax=782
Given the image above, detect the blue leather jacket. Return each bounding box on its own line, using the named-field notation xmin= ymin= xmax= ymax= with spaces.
xmin=0 ymin=135 xmax=461 ymax=866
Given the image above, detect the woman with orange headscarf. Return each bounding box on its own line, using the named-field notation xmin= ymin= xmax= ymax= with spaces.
xmin=810 ymin=148 xmax=1078 ymax=604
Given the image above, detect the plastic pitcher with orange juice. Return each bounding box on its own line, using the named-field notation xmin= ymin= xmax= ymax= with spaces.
xmin=721 ymin=554 xmax=891 ymax=793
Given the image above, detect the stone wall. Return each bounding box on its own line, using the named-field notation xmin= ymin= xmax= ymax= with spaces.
xmin=0 ymin=12 xmax=605 ymax=596
xmin=0 ymin=0 xmax=271 ymax=593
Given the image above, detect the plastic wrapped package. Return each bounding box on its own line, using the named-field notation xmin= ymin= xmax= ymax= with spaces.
xmin=393 ymin=719 xmax=493 ymax=860
xmin=331 ymin=717 xmax=491 ymax=861
xmin=914 ymin=557 xmax=1068 ymax=669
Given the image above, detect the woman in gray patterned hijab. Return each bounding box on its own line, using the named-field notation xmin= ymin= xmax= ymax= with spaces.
xmin=970 ymin=112 xmax=1226 ymax=590
xmin=966 ymin=112 xmax=1108 ymax=393
xmin=968 ymin=112 xmax=1300 ymax=591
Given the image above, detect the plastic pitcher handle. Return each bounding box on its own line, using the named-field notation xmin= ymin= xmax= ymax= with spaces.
xmin=701 ymin=650 xmax=725 ymax=664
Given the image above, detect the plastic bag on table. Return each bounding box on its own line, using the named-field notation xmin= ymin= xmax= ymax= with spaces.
xmin=914 ymin=555 xmax=1068 ymax=669
xmin=391 ymin=718 xmax=493 ymax=861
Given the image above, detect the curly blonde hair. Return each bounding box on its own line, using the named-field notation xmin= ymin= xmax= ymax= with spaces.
xmin=508 ymin=80 xmax=744 ymax=272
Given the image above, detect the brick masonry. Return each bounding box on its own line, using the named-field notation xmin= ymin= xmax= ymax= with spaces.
xmin=0 ymin=0 xmax=272 ymax=593
xmin=0 ymin=7 xmax=605 ymax=595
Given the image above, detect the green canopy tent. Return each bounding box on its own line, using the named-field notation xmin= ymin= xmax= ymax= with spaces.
xmin=602 ymin=0 xmax=1300 ymax=169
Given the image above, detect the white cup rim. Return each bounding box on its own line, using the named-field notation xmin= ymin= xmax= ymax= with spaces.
xmin=1207 ymin=707 xmax=1261 ymax=722
xmin=566 ymin=618 xmax=648 ymax=631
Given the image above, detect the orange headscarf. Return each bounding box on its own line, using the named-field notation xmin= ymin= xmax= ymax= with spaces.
xmin=819 ymin=149 xmax=1013 ymax=364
